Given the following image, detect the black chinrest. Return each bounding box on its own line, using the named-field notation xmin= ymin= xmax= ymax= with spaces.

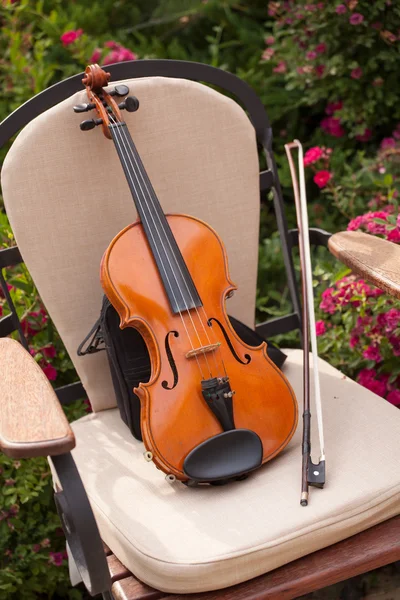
xmin=183 ymin=429 xmax=263 ymax=483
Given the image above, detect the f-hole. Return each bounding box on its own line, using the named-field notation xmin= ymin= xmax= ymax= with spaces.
xmin=207 ymin=318 xmax=251 ymax=365
xmin=162 ymin=331 xmax=179 ymax=390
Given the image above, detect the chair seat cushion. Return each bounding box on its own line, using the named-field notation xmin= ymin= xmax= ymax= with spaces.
xmin=70 ymin=349 xmax=400 ymax=593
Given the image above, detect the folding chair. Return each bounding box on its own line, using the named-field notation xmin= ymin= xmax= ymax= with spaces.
xmin=1 ymin=60 xmax=399 ymax=600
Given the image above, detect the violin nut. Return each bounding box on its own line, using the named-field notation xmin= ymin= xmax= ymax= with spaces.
xmin=166 ymin=474 xmax=176 ymax=483
xmin=144 ymin=451 xmax=153 ymax=462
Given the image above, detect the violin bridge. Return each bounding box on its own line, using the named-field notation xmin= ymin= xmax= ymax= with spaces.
xmin=186 ymin=343 xmax=221 ymax=359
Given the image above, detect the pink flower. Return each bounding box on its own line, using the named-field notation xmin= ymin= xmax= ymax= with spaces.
xmin=315 ymin=65 xmax=326 ymax=77
xmin=321 ymin=116 xmax=345 ymax=137
xmin=5 ymin=479 xmax=15 ymax=486
xmin=349 ymin=13 xmax=364 ymax=25
xmin=313 ymin=170 xmax=332 ymax=188
xmin=326 ymin=101 xmax=343 ymax=115
xmin=273 ymin=61 xmax=287 ymax=73
xmin=90 ymin=48 xmax=101 ymax=63
xmin=261 ymin=48 xmax=275 ymax=61
xmin=387 ymin=390 xmax=400 ymax=406
xmin=265 ymin=36 xmax=275 ymax=45
xmin=42 ymin=364 xmax=57 ymax=381
xmin=41 ymin=538 xmax=50 ymax=548
xmin=42 ymin=345 xmax=56 ymax=359
xmin=316 ymin=320 xmax=326 ymax=336
xmin=387 ymin=229 xmax=400 ymax=243
xmin=363 ymin=345 xmax=382 ymax=362
xmin=306 ymin=51 xmax=317 ymax=60
xmin=60 ymin=29 xmax=83 ymax=46
xmin=335 ymin=4 xmax=346 ymax=13
xmin=380 ymin=137 xmax=396 ymax=150
xmin=32 ymin=544 xmax=41 ymax=553
xmin=315 ymin=43 xmax=327 ymax=54
xmin=347 ymin=215 xmax=365 ymax=231
xmin=49 ymin=551 xmax=65 ymax=567
xmin=356 ymin=127 xmax=372 ymax=142
xmin=351 ymin=67 xmax=363 ymax=79
xmin=357 ymin=369 xmax=386 ymax=397
xmin=349 ymin=334 xmax=359 ymax=348
xmin=304 ymin=146 xmax=323 ymax=165
xmin=320 ymin=287 xmax=336 ymax=314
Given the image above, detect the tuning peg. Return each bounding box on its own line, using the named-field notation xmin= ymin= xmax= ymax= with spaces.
xmin=118 ymin=96 xmax=139 ymax=113
xmin=73 ymin=103 xmax=96 ymax=113
xmin=109 ymin=85 xmax=129 ymax=97
xmin=80 ymin=118 xmax=103 ymax=131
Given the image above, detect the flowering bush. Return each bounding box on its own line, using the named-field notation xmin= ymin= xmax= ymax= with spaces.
xmin=263 ymin=1 xmax=400 ymax=144
xmin=316 ymin=274 xmax=400 ymax=407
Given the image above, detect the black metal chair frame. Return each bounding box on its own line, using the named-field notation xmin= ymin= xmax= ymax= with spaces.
xmin=0 ymin=60 xmax=331 ymax=599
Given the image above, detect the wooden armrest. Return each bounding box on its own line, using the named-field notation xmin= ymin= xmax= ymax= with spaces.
xmin=328 ymin=231 xmax=400 ymax=299
xmin=0 ymin=338 xmax=75 ymax=458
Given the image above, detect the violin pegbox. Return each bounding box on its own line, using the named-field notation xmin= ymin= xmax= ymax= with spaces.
xmin=73 ymin=64 xmax=139 ymax=138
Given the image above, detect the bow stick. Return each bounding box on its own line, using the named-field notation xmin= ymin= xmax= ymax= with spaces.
xmin=285 ymin=140 xmax=326 ymax=506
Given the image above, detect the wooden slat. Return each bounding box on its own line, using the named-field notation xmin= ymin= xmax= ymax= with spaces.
xmin=112 ymin=575 xmax=166 ymax=600
xmin=108 ymin=553 xmax=131 ymax=582
xmin=0 ymin=337 xmax=75 ymax=458
xmin=110 ymin=516 xmax=400 ymax=600
xmin=328 ymin=231 xmax=400 ymax=299
xmin=168 ymin=516 xmax=400 ymax=600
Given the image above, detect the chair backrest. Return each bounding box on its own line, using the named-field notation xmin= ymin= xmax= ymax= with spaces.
xmin=0 ymin=60 xmax=300 ymax=412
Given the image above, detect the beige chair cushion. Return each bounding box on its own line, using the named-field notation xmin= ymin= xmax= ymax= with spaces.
xmin=68 ymin=349 xmax=400 ymax=593
xmin=1 ymin=76 xmax=260 ymax=412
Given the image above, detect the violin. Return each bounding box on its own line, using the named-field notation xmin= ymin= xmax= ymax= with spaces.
xmin=78 ymin=64 xmax=298 ymax=483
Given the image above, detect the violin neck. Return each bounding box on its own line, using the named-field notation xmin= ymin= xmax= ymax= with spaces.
xmin=109 ymin=122 xmax=202 ymax=314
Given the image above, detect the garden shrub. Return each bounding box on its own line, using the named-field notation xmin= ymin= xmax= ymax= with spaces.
xmin=1 ymin=1 xmax=400 ymax=598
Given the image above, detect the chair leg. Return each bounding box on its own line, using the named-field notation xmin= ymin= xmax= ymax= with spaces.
xmin=51 ymin=452 xmax=112 ymax=597
xmin=102 ymin=591 xmax=115 ymax=600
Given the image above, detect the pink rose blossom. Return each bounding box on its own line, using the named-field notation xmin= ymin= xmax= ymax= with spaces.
xmin=273 ymin=61 xmax=287 ymax=73
xmin=261 ymin=48 xmax=275 ymax=61
xmin=304 ymin=146 xmax=323 ymax=165
xmin=321 ymin=116 xmax=345 ymax=137
xmin=387 ymin=390 xmax=400 ymax=406
xmin=351 ymin=67 xmax=362 ymax=79
xmin=349 ymin=334 xmax=359 ymax=348
xmin=90 ymin=48 xmax=101 ymax=63
xmin=315 ymin=64 xmax=326 ymax=77
xmin=380 ymin=137 xmax=396 ymax=150
xmin=32 ymin=544 xmax=41 ymax=553
xmin=313 ymin=170 xmax=332 ymax=188
xmin=60 ymin=29 xmax=83 ymax=46
xmin=335 ymin=4 xmax=346 ymax=13
xmin=326 ymin=101 xmax=343 ymax=115
xmin=363 ymin=345 xmax=382 ymax=362
xmin=306 ymin=51 xmax=317 ymax=60
xmin=316 ymin=320 xmax=326 ymax=336
xmin=49 ymin=552 xmax=64 ymax=567
xmin=42 ymin=364 xmax=57 ymax=381
xmin=265 ymin=36 xmax=275 ymax=45
xmin=349 ymin=13 xmax=364 ymax=25
xmin=315 ymin=43 xmax=327 ymax=54
xmin=103 ymin=46 xmax=137 ymax=65
xmin=43 ymin=345 xmax=56 ymax=359
xmin=355 ymin=127 xmax=372 ymax=142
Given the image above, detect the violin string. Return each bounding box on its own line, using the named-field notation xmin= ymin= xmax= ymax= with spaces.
xmin=108 ymin=114 xmax=215 ymax=378
xmin=107 ymin=113 xmax=208 ymax=379
xmin=114 ymin=117 xmax=226 ymax=377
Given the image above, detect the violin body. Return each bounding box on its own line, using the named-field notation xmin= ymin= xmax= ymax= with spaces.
xmin=101 ymin=213 xmax=298 ymax=480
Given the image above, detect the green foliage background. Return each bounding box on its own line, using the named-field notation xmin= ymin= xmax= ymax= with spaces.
xmin=1 ymin=1 xmax=400 ymax=597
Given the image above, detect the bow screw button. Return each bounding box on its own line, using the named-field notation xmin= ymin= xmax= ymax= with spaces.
xmin=73 ymin=103 xmax=96 ymax=113
xmin=80 ymin=118 xmax=103 ymax=131
xmin=119 ymin=96 xmax=139 ymax=112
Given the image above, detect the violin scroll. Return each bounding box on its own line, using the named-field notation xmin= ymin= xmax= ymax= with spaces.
xmin=76 ymin=64 xmax=138 ymax=138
